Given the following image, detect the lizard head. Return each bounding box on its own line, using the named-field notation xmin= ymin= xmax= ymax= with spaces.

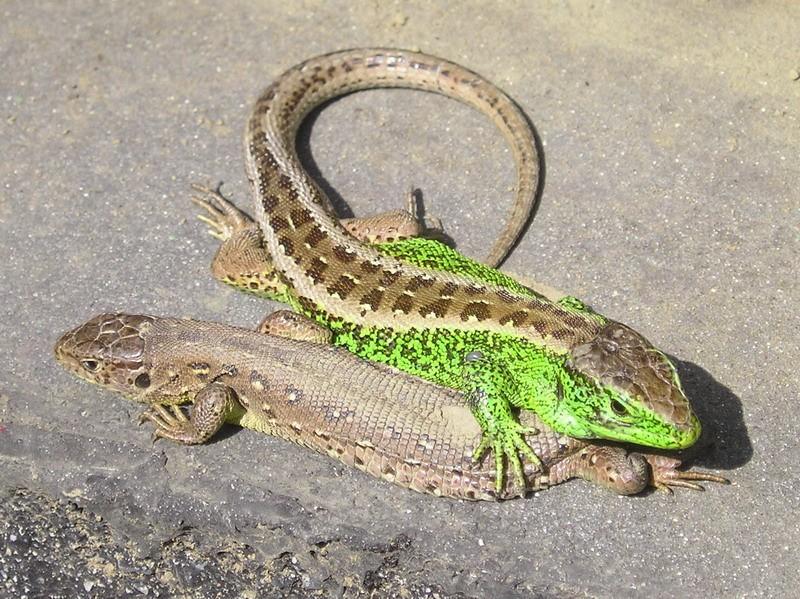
xmin=55 ymin=313 xmax=157 ymax=399
xmin=558 ymin=321 xmax=701 ymax=449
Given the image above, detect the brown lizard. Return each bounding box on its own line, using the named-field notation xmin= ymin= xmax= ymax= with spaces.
xmin=54 ymin=312 xmax=728 ymax=500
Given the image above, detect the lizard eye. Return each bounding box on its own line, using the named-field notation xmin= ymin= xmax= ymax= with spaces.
xmin=610 ymin=399 xmax=627 ymax=416
xmin=81 ymin=359 xmax=100 ymax=372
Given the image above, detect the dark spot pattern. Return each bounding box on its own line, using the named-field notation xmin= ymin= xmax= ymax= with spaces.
xmin=391 ymin=294 xmax=414 ymax=314
xmin=359 ymin=288 xmax=384 ymax=311
xmin=463 ymin=285 xmax=486 ymax=295
xmin=250 ymin=369 xmax=270 ymax=390
xmin=269 ymin=215 xmax=290 ymax=232
xmin=499 ymin=310 xmax=528 ymax=327
xmin=439 ymin=282 xmax=459 ymax=298
xmin=327 ymin=274 xmax=357 ymax=299
xmin=418 ymin=298 xmax=452 ymax=318
xmin=359 ymin=260 xmax=381 ymax=274
xmin=278 ymin=236 xmax=295 ymax=257
xmin=290 ymin=207 xmax=314 ymax=227
xmin=406 ymin=275 xmax=435 ymax=292
xmin=378 ymin=270 xmax=402 ymax=287
xmin=285 ymin=385 xmax=304 ymax=404
xmin=460 ymin=301 xmax=491 ymax=322
xmin=307 ymin=257 xmax=329 ymax=284
xmin=332 ymin=245 xmax=357 ymax=263
xmin=304 ymin=225 xmax=328 ymax=248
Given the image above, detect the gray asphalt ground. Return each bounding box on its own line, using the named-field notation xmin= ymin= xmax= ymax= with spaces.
xmin=1 ymin=2 xmax=798 ymax=597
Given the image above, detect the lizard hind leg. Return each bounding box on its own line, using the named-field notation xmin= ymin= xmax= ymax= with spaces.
xmin=190 ymin=183 xmax=291 ymax=301
xmin=546 ymin=447 xmax=731 ymax=495
xmin=341 ymin=209 xmax=425 ymax=244
xmin=644 ymin=454 xmax=730 ymax=493
xmin=340 ymin=188 xmax=444 ymax=244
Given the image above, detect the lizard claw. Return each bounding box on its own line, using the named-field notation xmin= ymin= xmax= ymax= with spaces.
xmin=190 ymin=182 xmax=253 ymax=241
xmin=647 ymin=455 xmax=730 ymax=492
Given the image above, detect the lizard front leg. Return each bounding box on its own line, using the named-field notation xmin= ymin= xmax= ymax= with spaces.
xmin=461 ymin=350 xmax=542 ymax=495
xmin=257 ymin=309 xmax=332 ymax=344
xmin=139 ymin=382 xmax=239 ymax=444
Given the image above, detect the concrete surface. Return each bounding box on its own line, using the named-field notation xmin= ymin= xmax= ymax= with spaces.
xmin=1 ymin=1 xmax=798 ymax=597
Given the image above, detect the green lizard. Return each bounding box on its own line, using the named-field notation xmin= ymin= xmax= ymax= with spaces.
xmin=193 ymin=48 xmax=703 ymax=492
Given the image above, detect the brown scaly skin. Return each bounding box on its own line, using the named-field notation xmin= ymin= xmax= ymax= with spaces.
xmin=54 ymin=313 xmax=728 ymax=500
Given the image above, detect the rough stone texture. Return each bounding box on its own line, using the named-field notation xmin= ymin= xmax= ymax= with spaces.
xmin=1 ymin=1 xmax=797 ymax=597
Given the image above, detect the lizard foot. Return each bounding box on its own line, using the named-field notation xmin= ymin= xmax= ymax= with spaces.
xmin=139 ymin=403 xmax=203 ymax=445
xmin=472 ymin=423 xmax=542 ymax=497
xmin=190 ymin=182 xmax=254 ymax=241
xmin=190 ymin=183 xmax=290 ymax=301
xmin=138 ymin=382 xmax=235 ymax=445
xmin=646 ymin=454 xmax=730 ymax=493
xmin=404 ymin=187 xmax=443 ymax=234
